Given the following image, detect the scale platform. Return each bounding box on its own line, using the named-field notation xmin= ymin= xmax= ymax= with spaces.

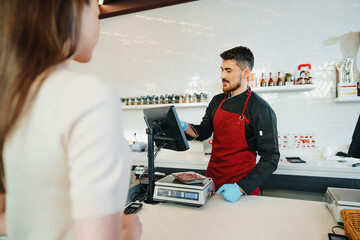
xmin=325 ymin=187 xmax=360 ymax=223
xmin=153 ymin=174 xmax=215 ymax=207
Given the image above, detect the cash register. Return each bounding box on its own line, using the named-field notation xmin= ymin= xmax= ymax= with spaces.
xmin=143 ymin=105 xmax=214 ymax=206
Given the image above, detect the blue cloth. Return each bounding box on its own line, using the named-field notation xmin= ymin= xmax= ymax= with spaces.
xmin=216 ymin=183 xmax=243 ymax=202
xmin=179 ymin=120 xmax=189 ymax=131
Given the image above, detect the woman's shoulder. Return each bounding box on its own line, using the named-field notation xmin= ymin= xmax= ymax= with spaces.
xmin=49 ymin=68 xmax=115 ymax=96
xmin=44 ymin=67 xmax=119 ymax=109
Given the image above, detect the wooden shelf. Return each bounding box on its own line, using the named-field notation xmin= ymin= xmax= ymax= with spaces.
xmin=252 ymin=84 xmax=317 ymax=93
xmin=122 ymin=102 xmax=208 ymax=110
xmin=334 ymin=97 xmax=360 ymax=103
xmin=99 ymin=0 xmax=197 ymax=19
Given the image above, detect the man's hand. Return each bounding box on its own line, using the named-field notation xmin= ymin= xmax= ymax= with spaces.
xmin=121 ymin=214 xmax=142 ymax=240
xmin=179 ymin=120 xmax=198 ymax=138
xmin=179 ymin=120 xmax=189 ymax=131
xmin=216 ymin=183 xmax=243 ymax=202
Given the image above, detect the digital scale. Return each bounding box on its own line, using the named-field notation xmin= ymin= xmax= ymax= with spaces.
xmin=325 ymin=187 xmax=360 ymax=223
xmin=153 ymin=175 xmax=215 ymax=207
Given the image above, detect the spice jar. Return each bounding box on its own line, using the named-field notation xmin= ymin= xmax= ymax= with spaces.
xmin=140 ymin=96 xmax=146 ymax=105
xmin=193 ymin=93 xmax=200 ymax=102
xmin=152 ymin=95 xmax=159 ymax=104
xmin=185 ymin=93 xmax=192 ymax=103
xmin=200 ymin=92 xmax=208 ymax=102
xmin=179 ymin=94 xmax=185 ymax=103
xmin=146 ymin=95 xmax=152 ymax=104
xmin=160 ymin=95 xmax=165 ymax=104
xmin=135 ymin=97 xmax=141 ymax=105
xmin=165 ymin=94 xmax=171 ymax=104
xmin=285 ymin=73 xmax=293 ymax=86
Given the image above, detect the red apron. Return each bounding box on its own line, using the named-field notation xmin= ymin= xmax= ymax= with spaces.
xmin=206 ymin=88 xmax=260 ymax=195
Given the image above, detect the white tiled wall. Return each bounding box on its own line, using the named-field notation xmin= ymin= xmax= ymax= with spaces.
xmin=70 ymin=0 xmax=360 ymax=154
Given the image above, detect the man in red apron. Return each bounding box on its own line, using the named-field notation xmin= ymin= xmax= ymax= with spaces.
xmin=180 ymin=46 xmax=280 ymax=202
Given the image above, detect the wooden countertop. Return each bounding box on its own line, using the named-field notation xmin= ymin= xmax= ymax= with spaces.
xmin=137 ymin=195 xmax=340 ymax=240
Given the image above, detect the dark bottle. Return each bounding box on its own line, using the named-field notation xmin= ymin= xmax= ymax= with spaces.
xmin=268 ymin=72 xmax=275 ymax=86
xmin=276 ymin=72 xmax=283 ymax=86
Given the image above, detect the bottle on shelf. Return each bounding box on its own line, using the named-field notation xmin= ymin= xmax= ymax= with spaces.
xmin=250 ymin=73 xmax=256 ymax=87
xmin=268 ymin=72 xmax=275 ymax=86
xmin=260 ymin=73 xmax=267 ymax=87
xmin=277 ymin=72 xmax=283 ymax=86
xmin=284 ymin=73 xmax=293 ymax=86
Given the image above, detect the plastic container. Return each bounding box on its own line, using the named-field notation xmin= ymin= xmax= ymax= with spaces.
xmin=296 ymin=64 xmax=314 ymax=85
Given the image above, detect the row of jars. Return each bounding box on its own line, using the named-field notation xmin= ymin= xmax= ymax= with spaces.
xmin=121 ymin=93 xmax=208 ymax=106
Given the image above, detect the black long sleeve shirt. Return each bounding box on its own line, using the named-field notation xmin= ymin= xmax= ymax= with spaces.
xmin=186 ymin=89 xmax=280 ymax=194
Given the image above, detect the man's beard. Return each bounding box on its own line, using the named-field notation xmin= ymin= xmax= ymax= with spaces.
xmin=222 ymin=80 xmax=241 ymax=94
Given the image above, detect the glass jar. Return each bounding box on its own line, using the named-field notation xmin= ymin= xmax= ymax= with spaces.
xmin=285 ymin=73 xmax=293 ymax=86
xmin=165 ymin=94 xmax=171 ymax=104
xmin=146 ymin=95 xmax=152 ymax=104
xmin=200 ymin=92 xmax=208 ymax=102
xmin=159 ymin=95 xmax=165 ymax=104
xmin=152 ymin=95 xmax=159 ymax=104
xmin=179 ymin=94 xmax=185 ymax=103
xmin=185 ymin=93 xmax=192 ymax=103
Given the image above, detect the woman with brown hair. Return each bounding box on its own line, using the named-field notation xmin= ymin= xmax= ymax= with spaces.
xmin=0 ymin=0 xmax=142 ymax=239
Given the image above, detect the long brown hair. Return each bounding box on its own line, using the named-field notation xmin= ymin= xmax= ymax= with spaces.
xmin=0 ymin=0 xmax=90 ymax=193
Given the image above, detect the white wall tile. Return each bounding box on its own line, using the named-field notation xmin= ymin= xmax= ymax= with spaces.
xmin=70 ymin=0 xmax=360 ymax=153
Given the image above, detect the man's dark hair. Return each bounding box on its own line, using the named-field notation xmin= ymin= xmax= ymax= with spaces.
xmin=220 ymin=46 xmax=254 ymax=70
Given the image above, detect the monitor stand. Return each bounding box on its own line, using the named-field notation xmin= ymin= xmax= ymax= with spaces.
xmin=144 ymin=127 xmax=159 ymax=204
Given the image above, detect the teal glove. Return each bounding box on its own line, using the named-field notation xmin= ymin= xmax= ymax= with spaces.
xmin=216 ymin=183 xmax=243 ymax=202
xmin=179 ymin=120 xmax=189 ymax=131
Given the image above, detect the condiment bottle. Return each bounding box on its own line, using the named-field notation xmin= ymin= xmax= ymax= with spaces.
xmin=250 ymin=73 xmax=256 ymax=87
xmin=277 ymin=72 xmax=283 ymax=86
xmin=268 ymin=72 xmax=275 ymax=86
xmin=285 ymin=73 xmax=293 ymax=86
xmin=260 ymin=73 xmax=267 ymax=87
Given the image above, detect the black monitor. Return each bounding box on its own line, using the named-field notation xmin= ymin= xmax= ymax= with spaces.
xmin=143 ymin=106 xmax=189 ymax=151
xmin=348 ymin=114 xmax=360 ymax=158
xmin=143 ymin=106 xmax=189 ymax=203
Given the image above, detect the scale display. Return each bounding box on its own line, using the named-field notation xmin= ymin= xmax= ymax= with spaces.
xmin=157 ymin=188 xmax=199 ymax=200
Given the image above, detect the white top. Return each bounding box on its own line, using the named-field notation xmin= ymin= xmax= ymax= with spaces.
xmin=138 ymin=195 xmax=340 ymax=240
xmin=4 ymin=66 xmax=132 ymax=239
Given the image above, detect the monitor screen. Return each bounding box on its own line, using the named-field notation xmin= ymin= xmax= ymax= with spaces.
xmin=348 ymin=114 xmax=360 ymax=158
xmin=143 ymin=106 xmax=189 ymax=152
